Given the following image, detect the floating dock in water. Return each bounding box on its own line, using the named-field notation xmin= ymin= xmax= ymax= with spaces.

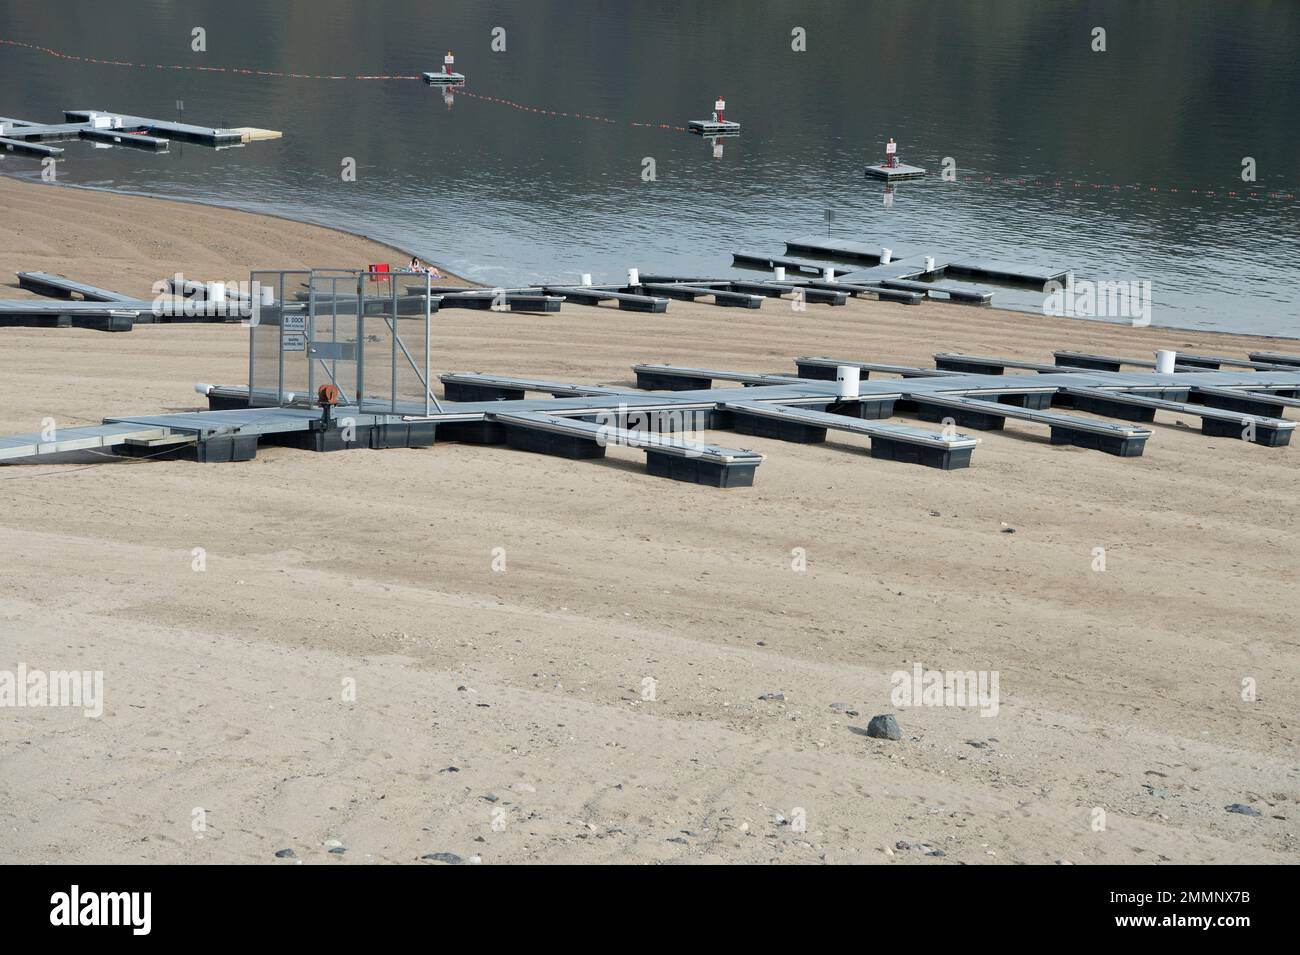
xmin=0 ymin=108 xmax=280 ymax=159
xmin=688 ymin=119 xmax=741 ymax=136
xmin=784 ymin=237 xmax=1068 ymax=289
xmin=864 ymin=162 xmax=926 ymax=181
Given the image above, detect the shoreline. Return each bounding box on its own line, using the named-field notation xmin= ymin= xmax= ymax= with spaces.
xmin=0 ymin=171 xmax=476 ymax=288
xmin=2 ymin=171 xmax=1293 ymax=342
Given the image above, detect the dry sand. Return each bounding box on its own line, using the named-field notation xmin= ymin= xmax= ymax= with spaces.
xmin=1 ymin=176 xmax=1296 ymax=865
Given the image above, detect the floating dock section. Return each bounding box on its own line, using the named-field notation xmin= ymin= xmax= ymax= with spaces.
xmin=0 ymin=108 xmax=280 ymax=159
xmin=864 ymin=162 xmax=926 ymax=181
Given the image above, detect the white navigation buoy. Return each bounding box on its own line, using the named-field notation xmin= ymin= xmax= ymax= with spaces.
xmin=444 ymin=50 xmax=455 ymax=75
xmin=881 ymin=247 xmax=893 ymax=265
xmin=1156 ymin=350 xmax=1177 ymax=374
xmin=581 ymin=273 xmax=593 ymax=286
xmin=774 ymin=266 xmax=786 ymax=282
xmin=924 ymin=256 xmax=936 ymax=273
xmin=628 ymin=268 xmax=640 ymax=286
xmin=823 ymin=267 xmax=836 ymax=283
xmin=715 ymin=97 xmax=726 ymax=123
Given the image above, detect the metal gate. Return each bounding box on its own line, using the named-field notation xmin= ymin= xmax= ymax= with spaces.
xmin=247 ymin=267 xmax=441 ymax=415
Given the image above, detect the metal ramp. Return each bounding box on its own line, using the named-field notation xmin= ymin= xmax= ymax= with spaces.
xmin=0 ymin=423 xmax=171 ymax=462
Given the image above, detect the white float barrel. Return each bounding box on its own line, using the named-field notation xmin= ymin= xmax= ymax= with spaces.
xmin=823 ymin=267 xmax=836 ymax=283
xmin=774 ymin=266 xmax=786 ymax=282
xmin=1155 ymin=350 xmax=1177 ymax=374
xmin=628 ymin=268 xmax=640 ymax=286
xmin=924 ymin=256 xmax=935 ymax=272
xmin=581 ymin=273 xmax=593 ymax=286
xmin=881 ymin=247 xmax=893 ymax=265
xmin=836 ymin=365 xmax=861 ymax=399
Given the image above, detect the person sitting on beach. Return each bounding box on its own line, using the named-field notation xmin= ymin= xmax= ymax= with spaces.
xmin=409 ymin=257 xmax=443 ymax=280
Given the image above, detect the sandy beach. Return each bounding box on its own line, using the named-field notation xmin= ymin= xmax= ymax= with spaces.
xmin=1 ymin=175 xmax=1296 ymax=865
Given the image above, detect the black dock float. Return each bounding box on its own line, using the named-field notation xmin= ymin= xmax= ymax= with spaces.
xmin=640 ymin=283 xmax=763 ymax=309
xmin=264 ymin=425 xmax=371 ymax=453
xmin=935 ymin=356 xmax=1005 ymax=375
xmin=504 ymin=424 xmax=607 ymax=459
xmin=116 ymin=432 xmax=256 ymax=463
xmin=943 ymin=260 xmax=1069 ymax=287
xmin=437 ymin=420 xmax=508 ymax=444
xmin=907 ymin=393 xmax=1153 ymax=456
xmin=792 ymin=356 xmax=959 ymax=381
xmin=439 ymin=292 xmax=562 ymax=312
xmin=1199 ymin=416 xmax=1292 ymax=447
xmin=545 ymin=286 xmax=668 ymax=313
xmin=16 ymin=271 xmax=135 ymax=302
xmin=1053 ymin=350 xmax=1197 ymax=373
xmin=913 ymin=400 xmax=1007 ymax=431
xmin=635 ymin=370 xmax=713 ymax=391
xmin=724 ymin=281 xmax=790 ymax=299
xmin=492 ymin=412 xmax=763 ymax=488
xmin=1189 ymin=386 xmax=1291 ymax=418
xmin=732 ymin=411 xmax=828 ymax=444
xmin=721 ymin=401 xmax=978 ymax=470
xmin=630 ymin=364 xmax=802 ymax=390
xmin=1061 ymin=386 xmax=1295 ymax=447
xmin=878 ymin=278 xmax=993 ymax=306
xmin=369 ymin=421 xmax=437 ymax=449
xmin=1 ymin=137 xmax=64 ymax=157
xmin=79 ymin=128 xmax=169 ymax=151
xmin=1047 ymin=427 xmax=1146 ymax=457
xmin=728 ymin=281 xmax=847 ymax=305
xmin=643 ymin=452 xmax=756 ymax=487
xmin=829 ymin=397 xmax=897 ymax=419
xmin=783 ymin=237 xmax=920 ymax=265
xmin=443 ymin=382 xmax=526 ymax=402
xmin=731 ymin=251 xmax=851 ymax=276
xmin=1249 ymin=351 xmax=1300 ymax=368
xmin=801 ymin=279 xmax=924 ymax=304
xmin=1055 ymin=352 xmax=1125 ymax=372
xmin=1067 ymin=391 xmax=1157 ymax=422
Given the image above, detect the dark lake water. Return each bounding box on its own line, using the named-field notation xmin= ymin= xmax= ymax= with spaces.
xmin=2 ymin=0 xmax=1298 ymax=336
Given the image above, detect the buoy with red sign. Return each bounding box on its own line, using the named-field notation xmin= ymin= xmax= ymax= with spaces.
xmin=688 ymin=95 xmax=741 ymax=136
xmin=423 ymin=50 xmax=465 ymax=85
xmin=864 ymin=136 xmax=926 ymax=180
